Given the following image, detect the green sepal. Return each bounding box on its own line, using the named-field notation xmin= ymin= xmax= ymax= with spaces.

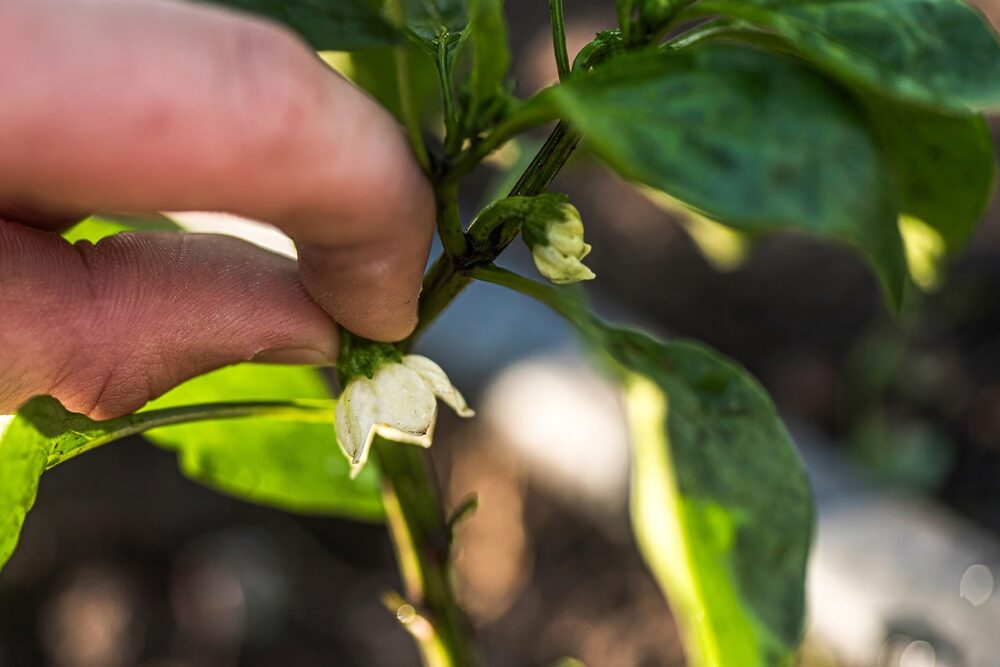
xmin=337 ymin=334 xmax=405 ymax=386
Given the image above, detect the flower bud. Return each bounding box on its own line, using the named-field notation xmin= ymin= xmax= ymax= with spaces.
xmin=522 ymin=195 xmax=596 ymax=285
xmin=335 ymin=355 xmax=474 ymax=477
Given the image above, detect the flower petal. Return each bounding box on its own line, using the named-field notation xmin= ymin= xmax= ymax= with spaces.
xmin=335 ymin=378 xmax=379 ymax=478
xmin=372 ymin=362 xmax=438 ymax=437
xmin=402 ymin=355 xmax=475 ymax=418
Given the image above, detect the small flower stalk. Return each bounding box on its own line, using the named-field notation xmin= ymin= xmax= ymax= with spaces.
xmin=522 ymin=194 xmax=596 ymax=285
xmin=336 ymin=354 xmax=474 ymax=477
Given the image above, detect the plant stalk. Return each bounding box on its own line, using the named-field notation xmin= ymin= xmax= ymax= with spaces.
xmin=549 ymin=0 xmax=572 ymax=81
xmin=405 ymin=121 xmax=581 ymax=345
xmin=376 ymin=441 xmax=478 ymax=667
xmin=376 ymin=120 xmax=582 ymax=667
xmin=373 ymin=36 xmax=616 ymax=667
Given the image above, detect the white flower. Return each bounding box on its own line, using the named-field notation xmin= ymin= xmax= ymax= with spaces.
xmin=335 ymin=355 xmax=474 ymax=477
xmin=527 ymin=200 xmax=596 ymax=285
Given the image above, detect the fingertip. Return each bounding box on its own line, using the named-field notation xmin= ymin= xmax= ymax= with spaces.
xmin=296 ymin=238 xmax=426 ymax=343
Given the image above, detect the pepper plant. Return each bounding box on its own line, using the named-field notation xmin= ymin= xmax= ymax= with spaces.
xmin=3 ymin=0 xmax=1000 ymax=665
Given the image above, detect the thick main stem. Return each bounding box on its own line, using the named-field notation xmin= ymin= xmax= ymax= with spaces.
xmin=377 ymin=441 xmax=477 ymax=667
xmin=377 ymin=122 xmax=581 ymax=667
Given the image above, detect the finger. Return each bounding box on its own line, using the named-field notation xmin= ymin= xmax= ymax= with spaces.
xmin=0 ymin=0 xmax=435 ymax=341
xmin=0 ymin=200 xmax=89 ymax=232
xmin=0 ymin=221 xmax=339 ymax=419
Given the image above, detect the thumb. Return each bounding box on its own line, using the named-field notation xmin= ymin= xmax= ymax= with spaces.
xmin=0 ymin=222 xmax=339 ymax=419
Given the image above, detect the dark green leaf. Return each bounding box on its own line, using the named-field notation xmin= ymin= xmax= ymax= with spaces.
xmin=144 ymin=364 xmax=383 ymax=521
xmin=199 ymin=0 xmax=400 ymax=50
xmin=471 ymin=267 xmax=813 ymax=666
xmin=640 ymin=0 xmax=683 ymax=29
xmin=322 ymin=47 xmax=441 ymax=123
xmin=545 ymin=45 xmax=906 ymax=305
xmin=0 ymin=395 xmax=334 ymax=573
xmin=863 ymin=99 xmax=995 ymax=253
xmin=700 ymin=0 xmax=1000 ymax=112
xmin=401 ymin=0 xmax=467 ymax=40
xmin=465 ymin=0 xmax=510 ymax=125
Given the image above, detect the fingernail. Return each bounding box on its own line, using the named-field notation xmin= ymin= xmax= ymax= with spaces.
xmin=253 ymin=348 xmax=336 ymax=367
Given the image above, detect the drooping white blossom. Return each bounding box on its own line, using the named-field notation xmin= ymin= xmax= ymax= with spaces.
xmin=335 ymin=355 xmax=474 ymax=477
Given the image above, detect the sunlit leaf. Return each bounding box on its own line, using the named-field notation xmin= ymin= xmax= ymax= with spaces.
xmin=473 ymin=267 xmax=813 ymax=667
xmin=623 ymin=343 xmax=810 ymax=667
xmin=145 ymin=365 xmax=383 ymax=521
xmin=0 ymin=395 xmax=332 ymax=573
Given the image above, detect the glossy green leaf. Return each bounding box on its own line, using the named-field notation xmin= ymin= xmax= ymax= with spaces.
xmin=701 ymin=0 xmax=1000 ymax=112
xmin=198 ymin=0 xmax=400 ymax=50
xmin=465 ymin=0 xmax=509 ymax=124
xmin=472 ymin=267 xmax=812 ymax=667
xmin=145 ymin=364 xmax=383 ymax=521
xmin=545 ymin=45 xmax=905 ymax=305
xmin=864 ymin=99 xmax=995 ymax=254
xmin=0 ymin=395 xmax=333 ymax=573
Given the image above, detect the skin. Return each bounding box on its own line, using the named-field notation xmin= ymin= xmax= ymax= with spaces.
xmin=0 ymin=0 xmax=436 ymax=419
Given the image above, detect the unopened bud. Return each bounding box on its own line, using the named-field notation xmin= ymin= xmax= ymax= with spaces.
xmin=522 ymin=195 xmax=596 ymax=285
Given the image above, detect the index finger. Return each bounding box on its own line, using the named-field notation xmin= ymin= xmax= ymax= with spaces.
xmin=0 ymin=0 xmax=435 ymax=341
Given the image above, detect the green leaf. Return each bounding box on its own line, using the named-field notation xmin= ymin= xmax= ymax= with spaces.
xmin=625 ymin=352 xmax=809 ymax=667
xmin=144 ymin=364 xmax=383 ymax=521
xmin=0 ymin=402 xmax=53 ymax=573
xmin=400 ymin=0 xmax=467 ymax=40
xmin=465 ymin=0 xmax=510 ymax=125
xmin=321 ymin=47 xmax=441 ymax=123
xmin=545 ymin=45 xmax=906 ymax=305
xmin=0 ymin=395 xmax=334 ymax=573
xmin=471 ymin=267 xmax=812 ymax=667
xmin=863 ymin=99 xmax=995 ymax=254
xmin=198 ymin=0 xmax=400 ymax=51
xmin=700 ymin=0 xmax=1000 ymax=112
xmin=63 ymin=214 xmax=179 ymax=244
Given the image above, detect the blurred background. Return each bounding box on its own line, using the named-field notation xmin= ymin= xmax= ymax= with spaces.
xmin=4 ymin=1 xmax=1000 ymax=665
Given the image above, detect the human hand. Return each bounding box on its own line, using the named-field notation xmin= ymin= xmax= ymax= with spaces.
xmin=0 ymin=0 xmax=435 ymax=418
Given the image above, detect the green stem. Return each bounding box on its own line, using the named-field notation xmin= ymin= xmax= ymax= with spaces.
xmin=45 ymin=400 xmax=333 ymax=469
xmin=436 ymin=181 xmax=468 ymax=258
xmin=471 ymin=265 xmax=593 ymax=331
xmin=405 ymin=121 xmax=582 ymax=345
xmin=377 ymin=441 xmax=479 ymax=667
xmin=377 ymin=36 xmax=614 ymax=667
xmin=549 ymin=0 xmax=571 ymax=81
xmin=442 ymin=104 xmax=556 ymax=186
